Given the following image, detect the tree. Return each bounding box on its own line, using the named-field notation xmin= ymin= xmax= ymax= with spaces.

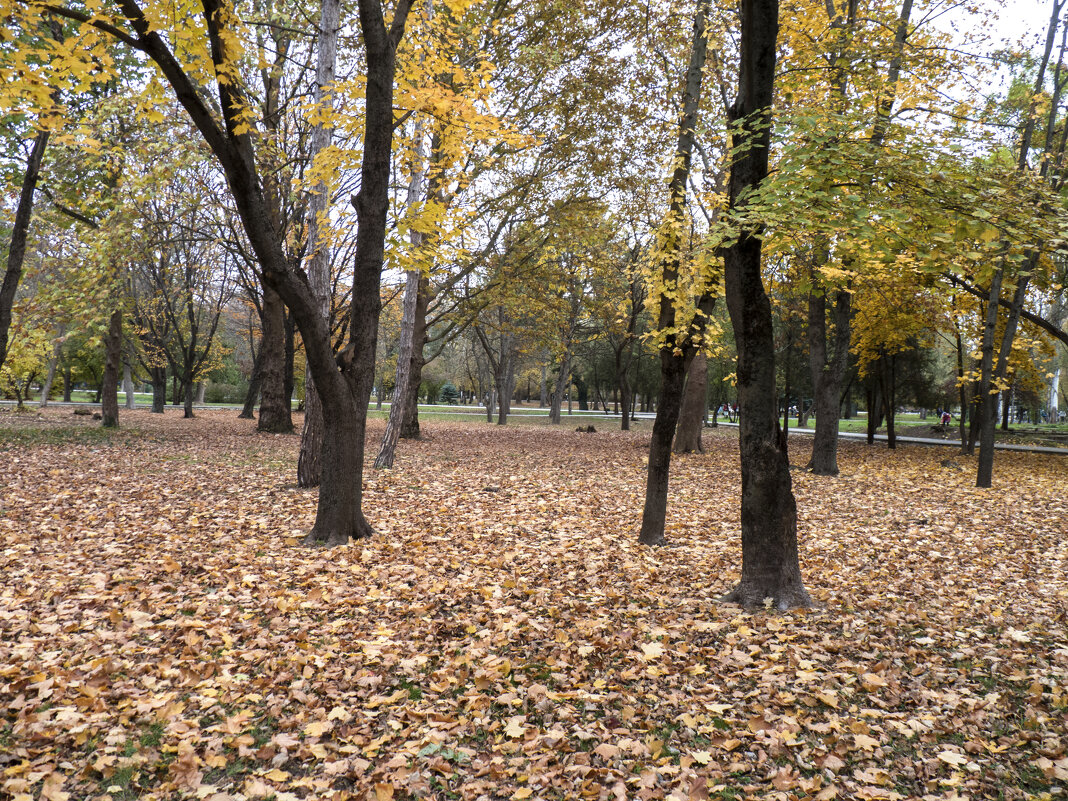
xmin=720 ymin=0 xmax=810 ymax=609
xmin=638 ymin=0 xmax=716 ymax=546
xmin=23 ymin=0 xmax=415 ymax=543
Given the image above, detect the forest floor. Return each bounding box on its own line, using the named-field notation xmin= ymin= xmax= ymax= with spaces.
xmin=1 ymin=407 xmax=1066 ymax=801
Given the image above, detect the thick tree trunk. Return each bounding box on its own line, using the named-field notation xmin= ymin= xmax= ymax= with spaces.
xmin=721 ymin=0 xmax=809 ymax=609
xmin=150 ymin=366 xmax=166 ymax=413
xmin=101 ymin=310 xmax=122 ymax=428
xmin=0 ymin=128 xmax=50 ymax=374
xmin=807 ymin=283 xmax=850 ymax=474
xmin=674 ymin=352 xmax=706 ymax=453
xmin=258 ymin=286 xmax=294 ymax=433
xmin=183 ymin=371 xmax=195 ymax=418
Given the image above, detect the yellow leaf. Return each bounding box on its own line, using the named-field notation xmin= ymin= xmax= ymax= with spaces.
xmin=375 ymin=783 xmax=395 ymax=801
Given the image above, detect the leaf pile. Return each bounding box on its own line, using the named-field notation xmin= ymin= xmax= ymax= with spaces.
xmin=1 ymin=408 xmax=1066 ymax=801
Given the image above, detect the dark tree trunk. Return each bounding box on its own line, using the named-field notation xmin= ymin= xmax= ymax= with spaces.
xmin=549 ymin=352 xmax=570 ymax=424
xmin=807 ymin=283 xmax=850 ymax=474
xmin=674 ymin=353 xmax=707 ymax=453
xmin=111 ymin=0 xmax=411 ymax=545
xmin=574 ymin=372 xmax=588 ymax=411
xmin=883 ymin=354 xmax=896 ymax=449
xmin=1001 ymin=388 xmax=1010 ymax=430
xmin=63 ymin=361 xmax=72 ymax=403
xmin=183 ymin=367 xmax=195 ymax=418
xmin=0 ymin=129 xmax=50 ymax=374
xmin=258 ymin=286 xmax=293 ymax=433
xmin=866 ymin=374 xmax=882 ymax=445
xmin=640 ymin=353 xmax=691 ymax=544
xmin=720 ymin=0 xmax=809 ymax=609
xmin=151 ymin=366 xmax=166 ymax=413
xmin=101 ymin=310 xmax=122 ymax=428
xmin=399 ymin=277 xmax=429 ymax=439
xmin=240 ymin=350 xmax=261 ymax=419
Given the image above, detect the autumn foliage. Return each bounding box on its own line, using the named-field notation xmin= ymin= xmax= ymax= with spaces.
xmin=1 ymin=409 xmax=1066 ymax=800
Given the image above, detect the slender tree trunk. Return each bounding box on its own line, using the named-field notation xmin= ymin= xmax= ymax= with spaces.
xmin=240 ymin=351 xmax=261 ymax=419
xmin=486 ymin=387 xmax=495 ymax=422
xmin=720 ymin=0 xmax=809 ymax=609
xmin=0 ymin=128 xmax=50 ymax=374
xmin=123 ymin=357 xmax=135 ymax=409
xmin=638 ymin=0 xmax=711 ymax=545
xmin=674 ymin=353 xmax=707 ymax=453
xmin=539 ymin=361 xmax=548 ymax=407
xmin=376 ymin=116 xmax=427 ymax=468
xmin=297 ymin=0 xmax=341 ymax=486
xmin=883 ymin=354 xmax=896 ymax=449
xmin=63 ymin=360 xmax=72 ymax=403
xmin=39 ymin=331 xmax=63 ymax=408
xmin=549 ymin=352 xmax=571 ymax=425
xmin=399 ymin=277 xmax=429 ymax=439
xmin=258 ymin=286 xmax=294 ymax=433
xmin=101 ymin=310 xmax=122 ymax=428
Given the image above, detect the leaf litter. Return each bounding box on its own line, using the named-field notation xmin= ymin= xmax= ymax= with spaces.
xmin=1 ymin=408 xmax=1066 ymax=801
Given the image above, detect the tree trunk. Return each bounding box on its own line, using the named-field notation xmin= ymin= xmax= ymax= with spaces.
xmin=638 ymin=0 xmax=712 ymax=545
xmin=183 ymin=371 xmax=195 ymax=418
xmin=807 ymin=283 xmax=851 ymax=474
xmin=122 ymin=358 xmax=135 ymax=409
xmin=258 ymin=286 xmax=294 ymax=433
xmin=39 ymin=332 xmax=63 ymax=408
xmin=720 ymin=0 xmax=809 ymax=609
xmin=151 ymin=366 xmax=166 ymax=413
xmin=539 ymin=362 xmax=548 ymax=407
xmin=101 ymin=310 xmax=122 ymax=428
xmin=883 ymin=354 xmax=896 ymax=449
xmin=296 ymin=0 xmax=341 ymax=486
xmin=640 ymin=351 xmax=691 ymax=544
xmin=63 ymin=360 xmax=72 ymax=403
xmin=376 ymin=115 xmax=427 ymax=469
xmin=549 ymin=352 xmax=571 ymax=424
xmin=399 ymin=277 xmax=429 ymax=439
xmin=674 ymin=352 xmax=706 ymax=453
xmin=0 ymin=128 xmax=50 ymax=375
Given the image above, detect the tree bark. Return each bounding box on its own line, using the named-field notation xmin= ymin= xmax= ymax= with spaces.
xmin=638 ymin=0 xmax=712 ymax=545
xmin=297 ymin=0 xmax=342 ymax=486
xmin=807 ymin=280 xmax=851 ymax=474
xmin=674 ymin=352 xmax=706 ymax=453
xmin=549 ymin=352 xmax=571 ymax=425
xmin=102 ymin=310 xmax=122 ymax=428
xmin=257 ymin=286 xmax=293 ymax=432
xmin=122 ymin=357 xmax=136 ymax=408
xmin=720 ymin=0 xmax=809 ymax=609
xmin=376 ymin=115 xmax=427 ymax=469
xmin=39 ymin=330 xmax=63 ymax=408
xmin=399 ymin=277 xmax=429 ymax=439
xmin=0 ymin=128 xmax=50 ymax=374
xmin=240 ymin=350 xmax=261 ymax=419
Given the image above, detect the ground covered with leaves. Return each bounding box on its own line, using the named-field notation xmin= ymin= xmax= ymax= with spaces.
xmin=1 ymin=408 xmax=1066 ymax=801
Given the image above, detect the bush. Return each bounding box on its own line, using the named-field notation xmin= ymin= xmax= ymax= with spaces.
xmin=204 ymin=382 xmax=248 ymax=404
xmin=440 ymin=382 xmax=460 ymax=404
